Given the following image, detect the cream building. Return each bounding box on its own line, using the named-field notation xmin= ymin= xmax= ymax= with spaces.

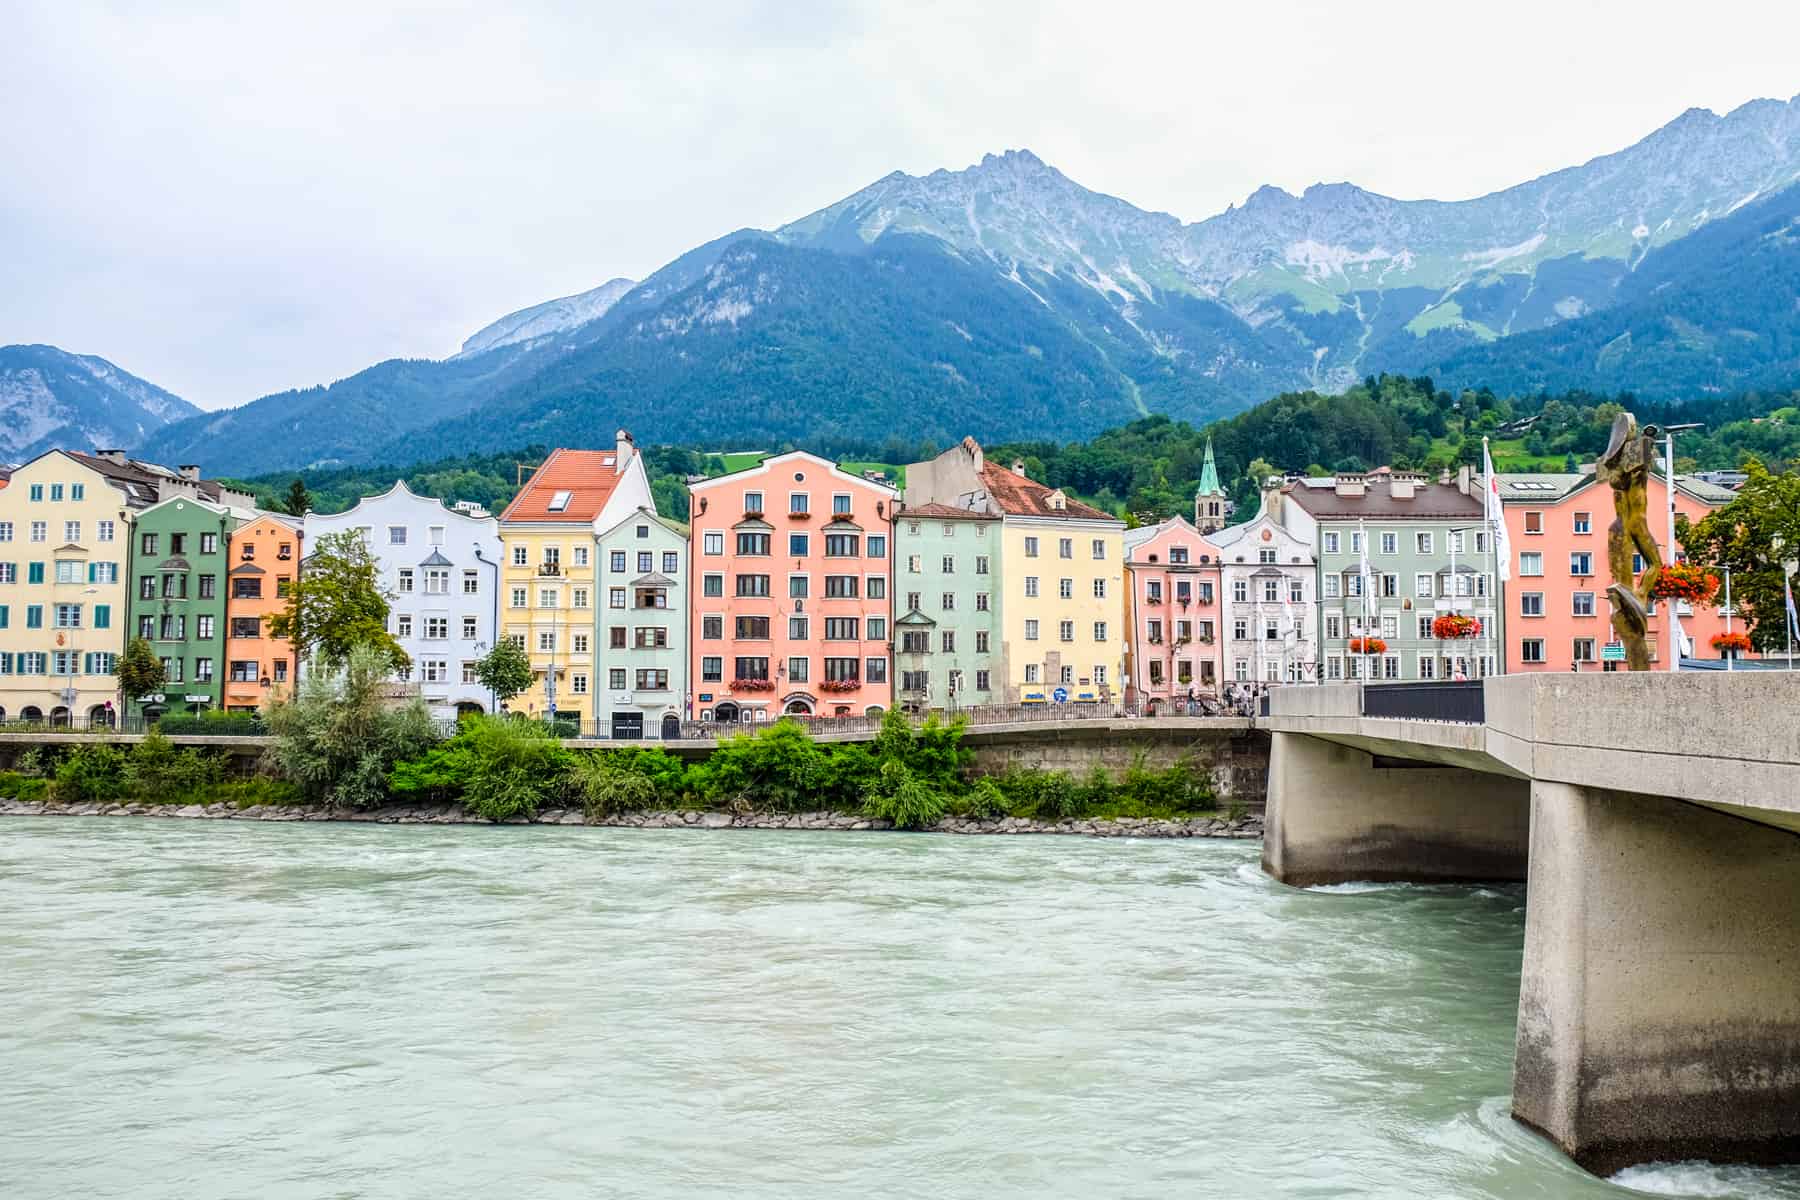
xmin=497 ymin=434 xmax=651 ymax=731
xmin=0 ymin=450 xmax=252 ymax=725
xmin=904 ymin=439 xmax=1125 ymax=706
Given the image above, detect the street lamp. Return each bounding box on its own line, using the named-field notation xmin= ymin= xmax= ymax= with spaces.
xmin=1660 ymin=422 xmax=1704 ymax=672
xmin=1785 ymin=558 xmax=1799 ymax=672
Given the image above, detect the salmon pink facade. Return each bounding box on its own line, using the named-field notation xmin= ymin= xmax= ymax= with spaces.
xmin=1497 ymin=470 xmax=1742 ymax=671
xmin=222 ymin=513 xmax=301 ymax=711
xmin=688 ymin=452 xmax=897 ymax=722
xmin=1123 ymin=516 xmax=1223 ymax=710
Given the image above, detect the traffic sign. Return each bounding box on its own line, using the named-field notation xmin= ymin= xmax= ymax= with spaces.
xmin=1052 ymin=686 xmax=1069 ymax=703
xmin=1601 ymin=643 xmax=1626 ymax=662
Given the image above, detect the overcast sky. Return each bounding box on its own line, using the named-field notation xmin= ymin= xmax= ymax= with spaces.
xmin=3 ymin=1 xmax=1797 ymax=411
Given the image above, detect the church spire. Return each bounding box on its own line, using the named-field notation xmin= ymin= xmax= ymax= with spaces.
xmin=1195 ymin=438 xmax=1226 ymax=533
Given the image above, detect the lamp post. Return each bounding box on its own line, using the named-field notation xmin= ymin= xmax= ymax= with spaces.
xmin=1785 ymin=558 xmax=1799 ymax=672
xmin=1661 ymin=423 xmax=1703 ymax=671
xmin=1722 ymin=569 xmax=1733 ymax=672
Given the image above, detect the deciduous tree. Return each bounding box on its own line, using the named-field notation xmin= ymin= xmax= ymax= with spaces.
xmin=269 ymin=530 xmax=409 ymax=669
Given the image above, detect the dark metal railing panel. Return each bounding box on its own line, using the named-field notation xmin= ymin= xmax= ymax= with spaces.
xmin=1360 ymin=681 xmax=1485 ymax=724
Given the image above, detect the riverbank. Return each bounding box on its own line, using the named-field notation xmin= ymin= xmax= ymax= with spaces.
xmin=0 ymin=796 xmax=1262 ymax=838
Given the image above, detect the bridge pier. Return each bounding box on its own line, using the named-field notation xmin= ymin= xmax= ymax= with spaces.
xmin=1514 ymin=781 xmax=1800 ymax=1175
xmin=1261 ymin=730 xmax=1529 ymax=887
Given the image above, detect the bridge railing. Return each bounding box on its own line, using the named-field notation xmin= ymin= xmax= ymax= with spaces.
xmin=1360 ymin=680 xmax=1485 ymax=724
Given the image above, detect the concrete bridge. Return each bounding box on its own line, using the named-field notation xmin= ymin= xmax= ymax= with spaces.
xmin=1263 ymin=674 xmax=1800 ymax=1175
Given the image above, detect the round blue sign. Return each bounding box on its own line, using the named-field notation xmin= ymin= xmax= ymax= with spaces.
xmin=1052 ymin=686 xmax=1069 ymax=703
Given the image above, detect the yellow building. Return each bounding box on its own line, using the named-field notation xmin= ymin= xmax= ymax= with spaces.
xmin=496 ymin=435 xmax=652 ymax=731
xmin=0 ymin=450 xmax=254 ymax=726
xmin=903 ymin=439 xmax=1125 ymax=706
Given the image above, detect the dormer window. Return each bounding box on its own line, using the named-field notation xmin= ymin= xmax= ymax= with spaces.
xmin=547 ymin=490 xmax=573 ymax=513
xmin=1046 ymin=489 xmax=1067 ymax=511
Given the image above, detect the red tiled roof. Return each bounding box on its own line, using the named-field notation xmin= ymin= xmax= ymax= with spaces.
xmin=901 ymin=501 xmax=996 ymax=521
xmin=499 ymin=448 xmax=623 ymax=522
xmin=977 ymin=462 xmax=1113 ymax=521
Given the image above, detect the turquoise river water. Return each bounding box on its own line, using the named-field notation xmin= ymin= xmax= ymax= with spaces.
xmin=3 ymin=820 xmax=1799 ymax=1199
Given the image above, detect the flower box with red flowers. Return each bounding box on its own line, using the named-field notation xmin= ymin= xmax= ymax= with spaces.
xmin=1650 ymin=562 xmax=1721 ymax=605
xmin=1347 ymin=637 xmax=1387 ymax=655
xmin=731 ymin=678 xmax=774 ymax=692
xmin=818 ymin=678 xmax=861 ymax=693
xmin=1710 ymin=631 xmax=1752 ymax=654
xmin=1431 ymin=614 xmax=1483 ymax=640
xmin=787 ymin=510 xmax=811 ymax=520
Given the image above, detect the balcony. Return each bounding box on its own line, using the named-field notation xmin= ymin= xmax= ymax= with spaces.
xmin=537 ymin=561 xmax=562 ymax=577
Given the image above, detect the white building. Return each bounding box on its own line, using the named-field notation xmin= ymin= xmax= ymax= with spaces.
xmin=304 ymin=481 xmax=503 ymax=719
xmin=1208 ymin=480 xmax=1318 ymax=684
xmin=595 ymin=507 xmax=689 ymax=739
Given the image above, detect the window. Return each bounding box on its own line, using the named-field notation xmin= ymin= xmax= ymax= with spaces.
xmin=53 ymin=603 xmax=81 ymax=628
xmin=1024 ymin=537 xmax=1039 ymax=558
xmin=1573 ymin=512 xmax=1592 ymax=535
xmin=1024 ymin=576 xmax=1039 ymax=598
xmin=901 ymin=630 xmax=929 ymax=654
xmin=867 ymin=535 xmax=886 ymax=559
xmin=788 ymin=575 xmax=809 ymax=599
xmin=97 ymin=520 xmax=113 ymax=542
xmin=825 ymin=617 xmax=860 ymax=640
xmin=819 ymin=656 xmax=858 ymax=683
xmin=463 ymin=615 xmax=479 ymax=640
xmin=901 ymin=669 xmax=929 ymax=693
xmin=511 ymin=586 xmax=527 ymax=608
xmin=537 ymin=631 xmax=555 ymax=653
xmin=702 ymin=573 xmax=723 ymax=598
xmin=975 ymin=630 xmax=989 ymax=654
xmin=425 ymin=568 xmax=450 ymax=595
xmin=1519 ymin=552 xmax=1543 ymax=576
xmin=1572 ymin=591 xmax=1596 ymax=617
xmin=538 ymin=587 xmax=556 ymax=609
xmin=1322 ymin=531 xmax=1340 ymax=555
xmin=570 ymin=673 xmax=588 ymax=695
xmin=1521 ymin=592 xmax=1544 ymax=617
xmin=940 ymin=630 xmax=956 ymax=653
xmin=635 ymin=551 xmax=652 ymax=574
xmin=463 ymin=570 xmax=480 ymax=594
xmin=55 ymin=560 xmax=82 ymax=584
xmin=823 ymin=575 xmax=858 ymax=598
xmin=423 ymin=616 xmax=447 ymax=639
xmin=1264 ymin=579 xmax=1280 ymax=602
xmin=64 ymin=520 xmax=81 ymax=543
xmin=0 ymin=521 xmax=9 ymax=542
xmin=396 ymin=614 xmax=413 ymax=638
xmin=572 ymin=587 xmax=590 ymax=609
xmin=704 ymin=532 xmax=724 ymax=555
xmin=1572 ymin=638 xmax=1596 ymax=663
xmin=1524 ymin=511 xmax=1543 ymax=534
xmin=1520 ymin=639 xmax=1545 ymax=664
xmin=867 ymin=577 xmax=885 ymax=600
xmin=788 ymin=616 xmax=808 ymax=640
xmin=736 ymin=574 xmax=771 ymax=597
xmin=974 ymin=554 xmax=989 ymax=575
xmin=1232 ymin=580 xmax=1249 ymax=602
xmin=789 ymin=492 xmax=810 ymax=515
xmin=388 ymin=526 xmax=407 ymax=545
xmin=512 ymin=545 xmax=528 ymax=567
xmin=1380 ymin=532 xmax=1397 ymax=555
xmin=1058 ymin=620 xmax=1074 ymax=642
xmin=546 ymin=490 xmax=572 ymax=513
xmin=608 ymin=550 xmax=627 ymax=573
xmin=1233 ymin=619 xmax=1247 ymax=641
xmin=868 ymin=617 xmax=886 ymax=641
xmin=196 ymin=615 xmax=213 ymax=640
xmin=702 ymin=656 xmax=723 ymax=682
xmin=744 ymin=492 xmax=764 ymax=515
xmin=1058 ymin=538 xmax=1073 ymax=559
xmin=1025 ymin=664 xmax=1040 ymax=684
xmin=975 ymin=669 xmax=990 ymax=692
xmin=1325 ymin=614 xmax=1342 ymax=640
xmin=824 ymin=534 xmax=859 ymax=557
xmin=232 ymin=578 xmax=261 ymax=600
xmin=1569 ymin=552 xmax=1593 ymax=577
xmin=421 ymin=658 xmax=448 ymax=684
xmin=1093 ymin=578 xmax=1107 ymax=599
xmin=1058 ymin=578 xmax=1073 ymax=600
xmin=1092 ymin=621 xmax=1107 ymax=642
xmin=1415 ymin=573 xmax=1434 ymax=598
xmin=735 ymin=656 xmax=772 ymax=681
xmin=735 ymin=615 xmax=770 ymax=639
xmin=702 ymin=616 xmax=723 ymax=640
xmin=940 ymin=592 xmax=956 ymax=611
xmin=737 ymin=532 xmax=770 ymax=556
xmin=397 ymin=568 xmax=415 ymax=593
xmin=1091 ymin=539 xmax=1105 ymax=560
xmin=864 ymin=658 xmax=887 ymax=685
xmin=572 ymin=546 xmax=589 ymax=568
xmin=1024 ymin=619 xmax=1039 ymax=641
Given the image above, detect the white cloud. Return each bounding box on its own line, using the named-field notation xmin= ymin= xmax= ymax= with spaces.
xmin=2 ymin=0 xmax=1798 ymax=410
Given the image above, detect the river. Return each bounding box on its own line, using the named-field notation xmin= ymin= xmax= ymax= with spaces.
xmin=2 ymin=820 xmax=1797 ymax=1199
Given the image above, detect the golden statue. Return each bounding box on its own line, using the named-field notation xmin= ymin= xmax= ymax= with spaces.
xmin=1594 ymin=412 xmax=1664 ymax=671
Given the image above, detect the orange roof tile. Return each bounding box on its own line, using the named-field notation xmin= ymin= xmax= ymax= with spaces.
xmin=500 ymin=448 xmax=623 ymax=522
xmin=901 ymin=501 xmax=997 ymax=521
xmin=977 ymin=462 xmax=1114 ymax=521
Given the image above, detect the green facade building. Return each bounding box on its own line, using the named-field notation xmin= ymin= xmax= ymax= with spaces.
xmin=126 ymin=496 xmax=234 ymax=720
xmin=893 ymin=503 xmax=1002 ymax=711
xmin=1284 ymin=469 xmax=1503 ymax=682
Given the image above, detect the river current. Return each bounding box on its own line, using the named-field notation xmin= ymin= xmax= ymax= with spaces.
xmin=3 ymin=820 xmax=1797 ymax=1199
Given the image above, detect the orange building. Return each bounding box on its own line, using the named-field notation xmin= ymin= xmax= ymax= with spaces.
xmin=222 ymin=513 xmax=301 ymax=711
xmin=1496 ymin=469 xmax=1740 ymax=671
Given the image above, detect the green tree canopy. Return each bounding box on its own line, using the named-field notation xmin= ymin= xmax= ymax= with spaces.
xmin=281 ymin=478 xmax=312 ymax=517
xmin=474 ymin=639 xmax=534 ymax=706
xmin=269 ymin=529 xmax=409 ymax=669
xmin=118 ymin=637 xmax=166 ymax=702
xmin=1682 ymin=459 xmax=1800 ymax=653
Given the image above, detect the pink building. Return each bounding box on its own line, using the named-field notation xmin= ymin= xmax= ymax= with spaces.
xmin=1497 ymin=469 xmax=1743 ymax=671
xmin=688 ymin=452 xmax=898 ymax=722
xmin=1123 ymin=515 xmax=1224 ymax=711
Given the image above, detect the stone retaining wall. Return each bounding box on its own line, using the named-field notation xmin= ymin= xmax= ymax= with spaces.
xmin=0 ymin=797 xmax=1263 ymax=840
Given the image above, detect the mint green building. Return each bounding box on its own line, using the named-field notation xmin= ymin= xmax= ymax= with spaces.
xmin=125 ymin=496 xmax=235 ymax=720
xmin=893 ymin=503 xmax=1002 ymax=711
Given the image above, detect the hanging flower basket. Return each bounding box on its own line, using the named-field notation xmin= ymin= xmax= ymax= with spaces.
xmin=731 ymin=678 xmax=774 ymax=692
xmin=819 ymin=678 xmax=861 ymax=693
xmin=1650 ymin=562 xmax=1721 ymax=605
xmin=1347 ymin=637 xmax=1387 ymax=655
xmin=1432 ymin=614 xmax=1483 ymax=640
xmin=1710 ymin=631 xmax=1752 ymax=654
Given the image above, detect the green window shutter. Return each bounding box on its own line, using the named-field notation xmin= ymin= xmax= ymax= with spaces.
xmin=26 ymin=605 xmax=43 ymax=629
xmin=87 ymin=562 xmax=97 ymax=583
xmin=93 ymin=604 xmax=110 ymax=629
xmin=28 ymin=561 xmax=45 ymax=584
xmin=0 ymin=604 xmax=7 ymax=628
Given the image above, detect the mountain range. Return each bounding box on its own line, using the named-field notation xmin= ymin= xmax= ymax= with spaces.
xmin=0 ymin=345 xmax=199 ymax=464
xmin=10 ymin=93 xmax=1800 ymax=474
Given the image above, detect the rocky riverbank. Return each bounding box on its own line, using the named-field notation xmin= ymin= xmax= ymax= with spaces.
xmin=0 ymin=796 xmax=1262 ymax=839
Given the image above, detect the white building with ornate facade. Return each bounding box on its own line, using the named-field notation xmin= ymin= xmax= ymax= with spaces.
xmin=1208 ymin=480 xmax=1318 ymax=685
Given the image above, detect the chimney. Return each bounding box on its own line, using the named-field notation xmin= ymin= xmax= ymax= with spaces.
xmin=1439 ymin=466 xmax=1452 ymax=486
xmin=615 ymin=429 xmax=634 ymax=472
xmin=178 ymin=464 xmax=200 ymax=481
xmin=1011 ymin=459 xmax=1027 ymax=478
xmin=1388 ymin=475 xmax=1416 ymax=501
xmin=95 ymin=449 xmax=128 ymax=465
xmin=1333 ymin=474 xmax=1366 ymax=498
xmin=1456 ymin=464 xmax=1472 ymax=495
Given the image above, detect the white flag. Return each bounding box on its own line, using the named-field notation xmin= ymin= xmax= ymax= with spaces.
xmin=1484 ymin=437 xmax=1512 ymax=583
